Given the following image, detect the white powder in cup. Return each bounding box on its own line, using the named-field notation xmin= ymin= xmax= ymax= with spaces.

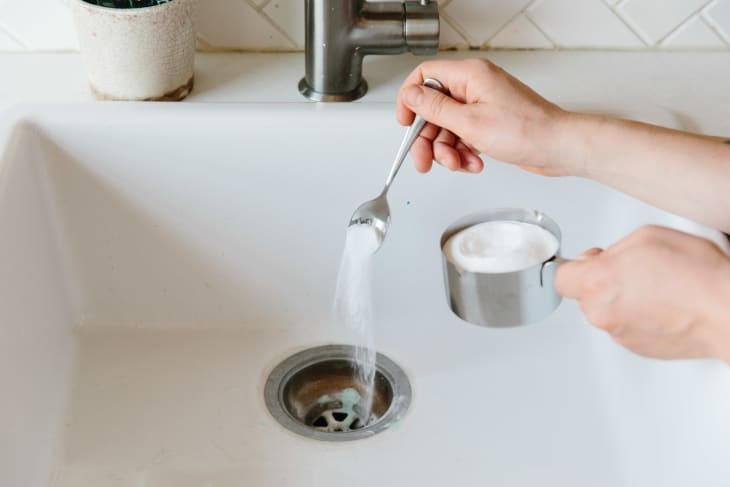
xmin=443 ymin=220 xmax=559 ymax=273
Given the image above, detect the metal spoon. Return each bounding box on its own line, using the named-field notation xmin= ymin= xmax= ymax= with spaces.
xmin=348 ymin=78 xmax=445 ymax=245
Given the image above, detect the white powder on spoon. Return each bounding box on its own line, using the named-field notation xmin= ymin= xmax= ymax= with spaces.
xmin=444 ymin=221 xmax=559 ymax=273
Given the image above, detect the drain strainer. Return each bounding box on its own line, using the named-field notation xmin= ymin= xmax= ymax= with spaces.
xmin=264 ymin=344 xmax=411 ymax=441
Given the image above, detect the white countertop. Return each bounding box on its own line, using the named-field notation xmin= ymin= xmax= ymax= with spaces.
xmin=1 ymin=51 xmax=729 ymax=136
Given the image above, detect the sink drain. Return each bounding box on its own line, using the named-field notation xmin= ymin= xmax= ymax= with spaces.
xmin=264 ymin=345 xmax=411 ymax=441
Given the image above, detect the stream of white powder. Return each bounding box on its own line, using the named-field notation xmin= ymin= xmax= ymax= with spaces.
xmin=333 ymin=224 xmax=381 ymax=426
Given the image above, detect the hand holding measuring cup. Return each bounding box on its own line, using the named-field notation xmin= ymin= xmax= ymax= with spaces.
xmin=440 ymin=213 xmax=730 ymax=362
xmin=555 ymin=226 xmax=730 ymax=361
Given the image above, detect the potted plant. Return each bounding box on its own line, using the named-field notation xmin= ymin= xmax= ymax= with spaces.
xmin=70 ymin=0 xmax=199 ymax=101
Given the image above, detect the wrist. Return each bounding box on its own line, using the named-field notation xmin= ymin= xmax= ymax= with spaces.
xmin=714 ymin=307 xmax=730 ymax=367
xmin=710 ymin=319 xmax=730 ymax=366
xmin=551 ymin=110 xmax=606 ymax=178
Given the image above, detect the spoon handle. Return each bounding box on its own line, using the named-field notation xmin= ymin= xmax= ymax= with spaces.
xmin=383 ymin=78 xmax=446 ymax=191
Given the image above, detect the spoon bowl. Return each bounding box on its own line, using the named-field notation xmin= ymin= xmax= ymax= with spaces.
xmin=349 ymin=190 xmax=390 ymax=238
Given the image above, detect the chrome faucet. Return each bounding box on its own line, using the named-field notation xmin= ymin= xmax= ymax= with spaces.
xmin=299 ymin=0 xmax=440 ymax=102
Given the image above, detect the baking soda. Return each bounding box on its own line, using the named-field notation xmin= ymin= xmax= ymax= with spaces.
xmin=444 ymin=220 xmax=559 ymax=273
xmin=333 ymin=224 xmax=381 ymax=425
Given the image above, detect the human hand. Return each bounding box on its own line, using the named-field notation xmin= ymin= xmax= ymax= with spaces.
xmin=556 ymin=225 xmax=730 ymax=363
xmin=396 ymin=58 xmax=569 ymax=176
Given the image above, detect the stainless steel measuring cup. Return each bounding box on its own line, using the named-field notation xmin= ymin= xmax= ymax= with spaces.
xmin=440 ymin=208 xmax=568 ymax=328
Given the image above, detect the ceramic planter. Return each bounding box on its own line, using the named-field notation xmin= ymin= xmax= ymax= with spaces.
xmin=70 ymin=0 xmax=198 ymax=101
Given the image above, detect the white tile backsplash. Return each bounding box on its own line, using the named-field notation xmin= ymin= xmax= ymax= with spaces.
xmin=443 ymin=0 xmax=532 ymax=46
xmin=0 ymin=0 xmax=728 ymax=52
xmin=438 ymin=14 xmax=471 ymax=49
xmin=489 ymin=14 xmax=553 ymax=49
xmin=662 ymin=14 xmax=726 ymax=47
xmin=618 ymin=0 xmax=708 ymax=44
xmin=264 ymin=1 xmax=305 ymax=49
xmin=0 ymin=22 xmax=22 ymax=50
xmin=527 ymin=0 xmax=643 ymax=48
xmin=704 ymin=0 xmax=730 ymax=43
xmin=197 ymin=0 xmax=295 ymax=50
xmin=0 ymin=0 xmax=78 ymax=51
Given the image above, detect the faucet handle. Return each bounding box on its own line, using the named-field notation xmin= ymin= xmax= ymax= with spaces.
xmin=405 ymin=1 xmax=440 ymax=56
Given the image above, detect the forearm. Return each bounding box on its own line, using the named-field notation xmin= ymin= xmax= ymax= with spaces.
xmin=557 ymin=112 xmax=730 ymax=233
xmin=706 ymin=270 xmax=730 ymax=366
xmin=718 ymin=329 xmax=730 ymax=366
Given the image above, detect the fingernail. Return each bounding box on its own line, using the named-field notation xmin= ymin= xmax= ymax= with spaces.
xmin=403 ymin=86 xmax=424 ymax=107
xmin=467 ymin=161 xmax=481 ymax=173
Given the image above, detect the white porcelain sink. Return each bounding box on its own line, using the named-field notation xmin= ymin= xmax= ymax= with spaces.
xmin=2 ymin=103 xmax=729 ymax=487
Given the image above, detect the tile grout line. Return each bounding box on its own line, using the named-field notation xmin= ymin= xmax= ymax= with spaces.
xmin=659 ymin=11 xmax=726 ymax=47
xmin=607 ymin=0 xmax=652 ymax=46
xmin=439 ymin=9 xmax=475 ymax=47
xmin=700 ymin=1 xmax=730 ymax=45
xmin=0 ymin=20 xmax=28 ymax=49
xmin=256 ymin=9 xmax=301 ymax=49
xmin=195 ymin=34 xmax=215 ymax=51
xmin=514 ymin=0 xmax=556 ymax=48
xmin=242 ymin=0 xmax=299 ymax=49
xmin=522 ymin=1 xmax=561 ymax=49
xmin=482 ymin=2 xmax=530 ymax=46
xmin=654 ymin=0 xmax=715 ymax=46
xmin=657 ymin=12 xmax=700 ymax=47
xmin=521 ymin=13 xmax=557 ymax=49
xmin=482 ymin=0 xmax=549 ymax=48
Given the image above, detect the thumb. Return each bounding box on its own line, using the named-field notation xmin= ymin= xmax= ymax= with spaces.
xmin=555 ymin=248 xmax=603 ymax=299
xmin=402 ymin=85 xmax=470 ymax=135
xmin=575 ymin=247 xmax=604 ymax=260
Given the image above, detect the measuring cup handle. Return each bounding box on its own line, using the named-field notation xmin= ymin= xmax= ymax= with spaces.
xmin=540 ymin=256 xmax=572 ymax=289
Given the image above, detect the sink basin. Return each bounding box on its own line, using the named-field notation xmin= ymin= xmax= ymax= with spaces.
xmin=2 ymin=103 xmax=729 ymax=487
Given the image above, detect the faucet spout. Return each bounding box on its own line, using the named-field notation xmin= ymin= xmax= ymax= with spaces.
xmin=299 ymin=0 xmax=439 ymax=102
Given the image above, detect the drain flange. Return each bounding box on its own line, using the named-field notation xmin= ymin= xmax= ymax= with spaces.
xmin=264 ymin=345 xmax=411 ymax=441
